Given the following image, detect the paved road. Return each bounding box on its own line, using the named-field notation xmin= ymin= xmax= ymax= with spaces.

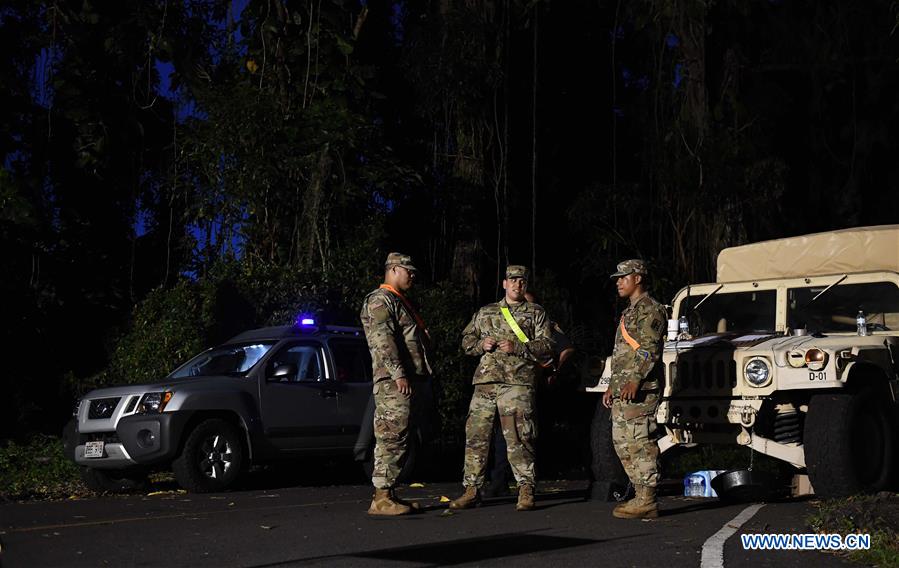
xmin=0 ymin=481 xmax=854 ymax=567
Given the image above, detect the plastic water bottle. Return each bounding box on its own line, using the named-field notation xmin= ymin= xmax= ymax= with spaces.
xmin=678 ymin=315 xmax=689 ymax=338
xmin=857 ymin=310 xmax=868 ymax=336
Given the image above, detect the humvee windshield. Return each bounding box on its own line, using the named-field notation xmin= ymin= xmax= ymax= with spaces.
xmin=680 ymin=290 xmax=777 ymax=336
xmin=787 ymin=282 xmax=899 ymax=333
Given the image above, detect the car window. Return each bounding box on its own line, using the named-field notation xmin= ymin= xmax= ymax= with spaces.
xmin=329 ymin=340 xmax=372 ymax=383
xmin=267 ymin=343 xmax=325 ymax=383
xmin=169 ymin=342 xmax=276 ymax=378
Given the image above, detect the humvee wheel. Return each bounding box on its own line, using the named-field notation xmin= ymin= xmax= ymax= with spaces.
xmin=805 ymin=386 xmax=896 ymax=497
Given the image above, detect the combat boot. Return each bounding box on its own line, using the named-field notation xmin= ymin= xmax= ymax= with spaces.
xmin=612 ymin=485 xmax=658 ymax=519
xmin=516 ymin=484 xmax=535 ymax=511
xmin=368 ymin=488 xmax=413 ymax=516
xmin=390 ymin=489 xmax=421 ymax=511
xmin=448 ymin=486 xmax=481 ymax=510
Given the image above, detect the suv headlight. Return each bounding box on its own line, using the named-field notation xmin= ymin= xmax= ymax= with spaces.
xmin=137 ymin=392 xmax=173 ymax=414
xmin=744 ymin=358 xmax=772 ymax=387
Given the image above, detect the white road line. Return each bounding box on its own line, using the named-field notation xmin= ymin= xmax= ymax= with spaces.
xmin=700 ymin=503 xmax=766 ymax=568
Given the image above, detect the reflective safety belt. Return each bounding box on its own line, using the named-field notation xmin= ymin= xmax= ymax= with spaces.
xmin=501 ymin=306 xmax=530 ymax=343
xmin=619 ymin=317 xmax=641 ymax=351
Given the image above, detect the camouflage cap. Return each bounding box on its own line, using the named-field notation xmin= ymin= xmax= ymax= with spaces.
xmin=610 ymin=259 xmax=648 ymax=278
xmin=505 ymin=265 xmax=529 ymax=280
xmin=385 ymin=252 xmax=417 ymax=272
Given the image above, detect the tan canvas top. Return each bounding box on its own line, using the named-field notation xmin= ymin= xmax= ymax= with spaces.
xmin=716 ymin=225 xmax=899 ymax=282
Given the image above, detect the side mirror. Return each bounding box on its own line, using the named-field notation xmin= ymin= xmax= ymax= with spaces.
xmin=269 ymin=364 xmax=297 ymax=381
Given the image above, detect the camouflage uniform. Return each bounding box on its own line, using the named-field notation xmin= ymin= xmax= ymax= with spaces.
xmin=608 ymin=261 xmax=667 ymax=489
xmin=360 ymin=253 xmax=431 ymax=490
xmin=459 ymin=266 xmax=555 ymax=489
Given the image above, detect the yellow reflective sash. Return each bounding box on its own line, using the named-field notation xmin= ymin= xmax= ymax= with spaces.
xmin=500 ymin=306 xmax=530 ymax=343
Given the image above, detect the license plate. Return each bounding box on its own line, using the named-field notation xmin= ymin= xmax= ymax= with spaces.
xmin=84 ymin=441 xmax=105 ymax=458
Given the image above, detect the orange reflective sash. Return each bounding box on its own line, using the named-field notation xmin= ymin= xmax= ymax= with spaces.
xmin=379 ymin=284 xmax=431 ymax=341
xmin=619 ymin=317 xmax=641 ymax=351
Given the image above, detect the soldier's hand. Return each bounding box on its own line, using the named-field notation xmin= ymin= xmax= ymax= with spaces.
xmin=395 ymin=377 xmax=412 ymax=397
xmin=620 ymin=381 xmax=639 ymax=401
xmin=497 ymin=339 xmax=516 ymax=353
xmin=602 ymin=388 xmax=614 ymax=408
xmin=482 ymin=337 xmax=498 ymax=352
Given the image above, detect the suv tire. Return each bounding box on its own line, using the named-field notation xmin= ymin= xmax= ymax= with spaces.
xmin=589 ymin=399 xmax=630 ymax=501
xmin=80 ymin=467 xmax=149 ymax=493
xmin=172 ymin=419 xmax=245 ymax=493
xmin=805 ymin=386 xmax=896 ymax=497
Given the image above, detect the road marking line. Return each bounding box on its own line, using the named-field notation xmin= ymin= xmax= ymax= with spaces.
xmin=700 ymin=503 xmax=765 ymax=568
xmin=6 ymin=498 xmax=367 ymax=534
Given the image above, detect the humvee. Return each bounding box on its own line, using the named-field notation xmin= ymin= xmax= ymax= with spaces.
xmin=590 ymin=225 xmax=899 ymax=497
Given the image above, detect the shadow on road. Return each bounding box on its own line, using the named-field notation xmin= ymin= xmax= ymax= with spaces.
xmin=660 ymin=499 xmax=733 ymax=517
xmin=247 ymin=530 xmax=647 ymax=567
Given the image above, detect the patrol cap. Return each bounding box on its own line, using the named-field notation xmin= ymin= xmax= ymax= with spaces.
xmin=505 ymin=265 xmax=529 ymax=280
xmin=610 ymin=259 xmax=648 ymax=278
xmin=385 ymin=252 xmax=417 ymax=272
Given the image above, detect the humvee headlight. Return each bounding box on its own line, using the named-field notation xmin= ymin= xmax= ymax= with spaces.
xmin=804 ymin=349 xmax=828 ymax=371
xmin=137 ymin=392 xmax=173 ymax=414
xmin=744 ymin=358 xmax=772 ymax=387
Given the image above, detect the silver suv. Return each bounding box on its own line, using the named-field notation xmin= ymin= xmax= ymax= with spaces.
xmin=64 ymin=321 xmax=431 ymax=492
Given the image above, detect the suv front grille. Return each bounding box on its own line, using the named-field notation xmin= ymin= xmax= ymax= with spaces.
xmin=88 ymin=397 xmax=121 ymax=419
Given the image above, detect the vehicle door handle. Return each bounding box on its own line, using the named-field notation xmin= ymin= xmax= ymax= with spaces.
xmin=319 ymin=389 xmax=337 ymax=398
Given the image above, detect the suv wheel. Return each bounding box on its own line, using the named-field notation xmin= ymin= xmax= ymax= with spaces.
xmin=805 ymin=386 xmax=896 ymax=497
xmin=80 ymin=467 xmax=149 ymax=493
xmin=172 ymin=419 xmax=244 ymax=493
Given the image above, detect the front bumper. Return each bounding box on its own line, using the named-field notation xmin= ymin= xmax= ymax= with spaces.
xmin=71 ymin=411 xmax=191 ymax=468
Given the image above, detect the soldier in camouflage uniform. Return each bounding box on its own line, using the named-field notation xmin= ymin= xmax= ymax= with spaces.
xmin=360 ymin=252 xmax=432 ymax=516
xmin=449 ymin=265 xmax=555 ymax=512
xmin=602 ymin=259 xmax=668 ymax=519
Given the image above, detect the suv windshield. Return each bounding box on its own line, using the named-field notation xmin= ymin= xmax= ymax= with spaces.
xmin=169 ymin=342 xmax=276 ymax=378
xmin=788 ymin=282 xmax=899 ymax=333
xmin=680 ymin=290 xmax=777 ymax=336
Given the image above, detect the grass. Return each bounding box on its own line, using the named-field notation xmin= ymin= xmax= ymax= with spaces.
xmin=807 ymin=492 xmax=899 ymax=567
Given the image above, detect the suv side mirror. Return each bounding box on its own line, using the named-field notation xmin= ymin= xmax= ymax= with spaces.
xmin=269 ymin=364 xmax=297 ymax=381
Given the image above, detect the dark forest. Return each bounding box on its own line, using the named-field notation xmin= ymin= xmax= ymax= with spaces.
xmin=3 ymin=0 xmax=899 ymax=441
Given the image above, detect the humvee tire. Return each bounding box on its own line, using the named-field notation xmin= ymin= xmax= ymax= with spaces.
xmin=805 ymin=385 xmax=896 ymax=497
